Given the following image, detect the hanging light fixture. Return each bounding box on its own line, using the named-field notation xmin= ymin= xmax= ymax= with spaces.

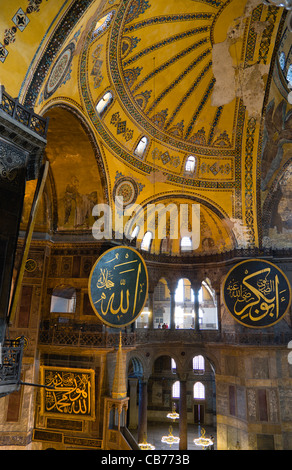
xmin=193 ymin=427 xmax=213 ymax=448
xmin=139 ymin=434 xmax=155 ymax=450
xmin=166 ymin=403 xmax=179 ymax=422
xmin=161 ymin=425 xmax=180 ymax=447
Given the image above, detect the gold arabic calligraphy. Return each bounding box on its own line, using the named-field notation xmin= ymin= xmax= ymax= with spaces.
xmin=44 ymin=371 xmax=91 ymax=416
xmin=226 ymin=267 xmax=287 ymax=322
xmin=93 ymin=258 xmax=142 ymax=320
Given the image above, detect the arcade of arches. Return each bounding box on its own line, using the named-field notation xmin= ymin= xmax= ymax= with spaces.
xmin=0 ymin=0 xmax=292 ymax=452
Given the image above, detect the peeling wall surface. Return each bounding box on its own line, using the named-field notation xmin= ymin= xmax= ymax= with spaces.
xmin=9 ymin=0 xmax=281 ymax=253
xmin=212 ymin=0 xmax=270 ymax=118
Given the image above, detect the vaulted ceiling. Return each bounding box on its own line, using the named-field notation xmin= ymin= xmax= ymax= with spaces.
xmin=1 ymin=0 xmax=291 ymax=255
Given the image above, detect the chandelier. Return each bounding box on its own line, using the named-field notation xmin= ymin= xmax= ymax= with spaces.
xmin=139 ymin=435 xmax=155 ymax=450
xmin=193 ymin=428 xmax=213 ymax=448
xmin=161 ymin=425 xmax=180 ymax=447
xmin=166 ymin=403 xmax=179 ymax=422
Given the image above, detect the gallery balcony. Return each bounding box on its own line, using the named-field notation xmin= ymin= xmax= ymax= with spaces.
xmin=37 ymin=323 xmax=291 ymax=349
xmin=0 ymin=337 xmax=25 ymax=398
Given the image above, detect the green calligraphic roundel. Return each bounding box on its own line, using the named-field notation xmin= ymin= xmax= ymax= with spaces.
xmin=223 ymin=259 xmax=291 ymax=328
xmin=88 ymin=246 xmax=148 ymax=328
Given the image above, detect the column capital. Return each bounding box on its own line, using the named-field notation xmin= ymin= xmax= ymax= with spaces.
xmin=191 ymin=279 xmax=201 ymax=291
xmin=176 ymin=370 xmax=191 ymax=382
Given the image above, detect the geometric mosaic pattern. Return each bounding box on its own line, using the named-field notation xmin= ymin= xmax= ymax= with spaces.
xmin=1 ymin=3 xmax=45 ymax=63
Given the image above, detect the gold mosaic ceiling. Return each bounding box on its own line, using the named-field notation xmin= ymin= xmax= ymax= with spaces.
xmin=0 ymin=0 xmax=287 ymax=254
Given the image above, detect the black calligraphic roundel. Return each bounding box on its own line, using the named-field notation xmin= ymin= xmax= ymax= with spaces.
xmin=223 ymin=259 xmax=291 ymax=328
xmin=88 ymin=246 xmax=148 ymax=328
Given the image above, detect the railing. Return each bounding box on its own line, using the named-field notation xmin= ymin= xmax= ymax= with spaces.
xmin=0 ymin=85 xmax=48 ymax=138
xmin=38 ymin=328 xmax=136 ymax=348
xmin=121 ymin=427 xmax=140 ymax=450
xmin=0 ymin=337 xmax=25 ymax=397
xmin=135 ymin=329 xmax=291 ymax=346
xmin=38 ymin=327 xmax=291 ymax=348
xmin=137 ymin=246 xmax=292 ymax=264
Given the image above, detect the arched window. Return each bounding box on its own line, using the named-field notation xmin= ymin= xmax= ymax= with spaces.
xmin=171 ymin=358 xmax=177 ymax=373
xmin=92 ymin=11 xmax=114 ymax=38
xmin=50 ymin=286 xmax=76 ymax=313
xmin=193 ymin=355 xmax=205 ymax=374
xmin=185 ymin=155 xmax=196 ymax=173
xmin=130 ymin=225 xmax=140 ymax=240
xmin=95 ymin=91 xmax=113 ymax=116
xmin=141 ymin=231 xmax=152 ymax=251
xmin=193 ymin=382 xmax=205 ymax=400
xmin=279 ymin=51 xmax=286 ymax=71
xmin=134 ymin=136 xmax=148 ymax=158
xmin=174 ymin=278 xmax=194 ymax=329
xmin=180 ymin=236 xmax=192 ymax=252
xmin=287 ymin=64 xmax=292 ymax=85
xmin=172 ymin=380 xmax=180 ymax=398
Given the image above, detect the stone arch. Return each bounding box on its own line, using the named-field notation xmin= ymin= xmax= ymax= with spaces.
xmin=41 ymin=103 xmax=109 ymax=232
xmin=188 ymin=348 xmax=220 ymax=375
xmin=127 ymin=354 xmax=145 ymax=379
xmin=130 ymin=192 xmax=236 ymax=255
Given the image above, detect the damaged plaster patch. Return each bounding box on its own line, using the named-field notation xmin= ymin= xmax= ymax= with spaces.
xmin=235 ymin=63 xmax=270 ymax=117
xmin=146 ymin=170 xmax=168 ymax=184
xmin=211 ymin=0 xmax=270 ymax=117
xmin=211 ymin=40 xmax=236 ymax=107
xmin=225 ymin=217 xmax=253 ymax=248
xmin=243 ymin=0 xmax=265 ymax=16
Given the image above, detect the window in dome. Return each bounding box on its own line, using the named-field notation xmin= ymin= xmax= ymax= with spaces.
xmin=92 ymin=11 xmax=115 ymax=39
xmin=180 ymin=236 xmax=192 ymax=252
xmin=141 ymin=231 xmax=152 ymax=251
xmin=287 ymin=64 xmax=292 ymax=85
xmin=95 ymin=91 xmax=113 ymax=116
xmin=134 ymin=136 xmax=148 ymax=159
xmin=279 ymin=51 xmax=286 ymax=70
xmin=130 ymin=225 xmax=140 ymax=240
xmin=185 ymin=155 xmax=196 ymax=173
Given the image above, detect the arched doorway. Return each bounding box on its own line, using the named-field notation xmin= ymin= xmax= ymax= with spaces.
xmin=42 ymin=105 xmax=108 ymax=233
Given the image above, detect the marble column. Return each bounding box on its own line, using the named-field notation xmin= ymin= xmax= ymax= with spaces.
xmin=148 ymin=291 xmax=154 ymax=329
xmin=138 ymin=380 xmax=148 ymax=443
xmin=128 ymin=378 xmax=138 ymax=429
xmin=216 ymin=290 xmax=221 ymax=332
xmin=170 ymin=290 xmax=175 ymax=330
xmin=179 ymin=379 xmax=188 ymax=450
xmin=193 ymin=285 xmax=200 ymax=332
